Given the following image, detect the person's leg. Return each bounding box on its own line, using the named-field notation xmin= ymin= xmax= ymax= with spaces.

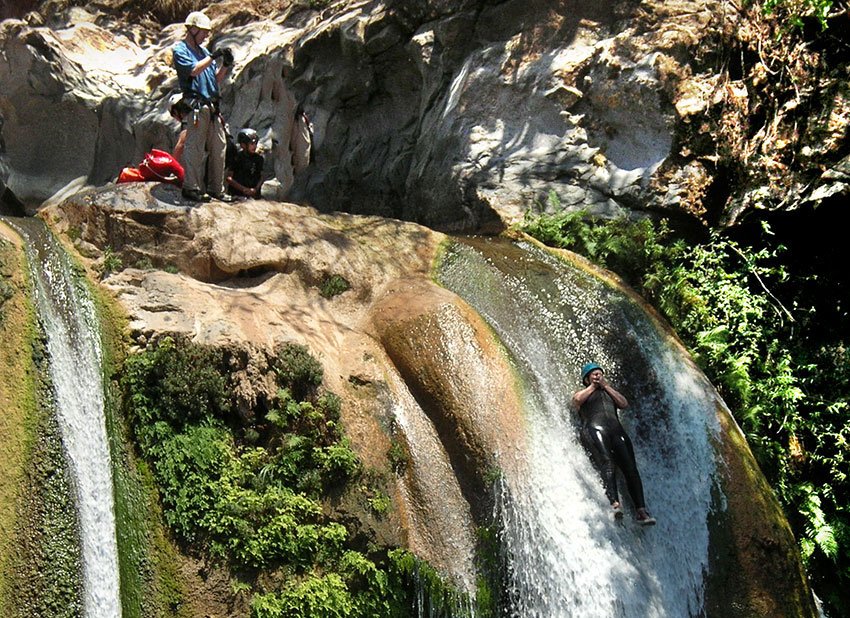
xmin=581 ymin=426 xmax=619 ymax=506
xmin=206 ymin=111 xmax=227 ymax=196
xmin=609 ymin=429 xmax=647 ymax=510
xmin=182 ymin=107 xmax=211 ymax=195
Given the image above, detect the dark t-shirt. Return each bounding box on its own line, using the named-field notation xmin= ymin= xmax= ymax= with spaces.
xmin=229 ymin=150 xmax=264 ymax=196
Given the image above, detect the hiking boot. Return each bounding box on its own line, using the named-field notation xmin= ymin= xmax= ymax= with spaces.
xmin=636 ymin=509 xmax=656 ymax=526
xmin=611 ymin=503 xmax=624 ymax=520
xmin=208 ymin=191 xmax=235 ymax=203
xmin=182 ymin=188 xmax=210 ymax=203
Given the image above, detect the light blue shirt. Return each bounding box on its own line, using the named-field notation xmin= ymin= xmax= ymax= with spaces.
xmin=172 ymin=40 xmax=220 ymax=101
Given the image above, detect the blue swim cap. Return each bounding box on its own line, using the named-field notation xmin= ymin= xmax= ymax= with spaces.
xmin=581 ymin=362 xmax=603 ymax=384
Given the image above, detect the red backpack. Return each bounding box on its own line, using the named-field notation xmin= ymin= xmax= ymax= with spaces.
xmin=119 ymin=149 xmax=184 ymax=185
xmin=138 ymin=149 xmax=184 ymax=185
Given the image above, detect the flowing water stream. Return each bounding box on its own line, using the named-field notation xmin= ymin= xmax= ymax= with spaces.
xmin=438 ymin=238 xmax=723 ymax=618
xmin=9 ymin=217 xmax=121 ymax=618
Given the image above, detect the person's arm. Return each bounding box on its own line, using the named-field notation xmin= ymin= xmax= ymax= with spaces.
xmin=215 ymin=62 xmax=229 ymax=84
xmin=226 ymin=172 xmax=258 ymax=197
xmin=226 ymin=172 xmax=247 ymax=196
xmin=253 ymin=156 xmax=264 ymax=197
xmin=174 ymin=45 xmax=226 ymax=79
xmin=572 ymin=383 xmax=597 ymax=409
xmin=599 ymin=376 xmax=629 ymax=409
xmin=173 ymin=128 xmax=187 ymax=163
xmin=173 ymin=44 xmax=207 ymax=80
xmin=191 ymin=54 xmax=214 ymax=77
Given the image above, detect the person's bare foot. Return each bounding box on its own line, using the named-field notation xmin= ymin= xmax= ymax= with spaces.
xmin=612 ymin=502 xmax=624 ymax=519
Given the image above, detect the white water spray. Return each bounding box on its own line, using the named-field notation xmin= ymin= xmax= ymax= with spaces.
xmin=12 ymin=219 xmax=122 ymax=618
xmin=439 ymin=239 xmax=722 ymax=617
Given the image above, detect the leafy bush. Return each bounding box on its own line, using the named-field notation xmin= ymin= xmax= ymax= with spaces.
xmin=274 ymin=342 xmax=324 ymax=400
xmin=120 ymin=337 xmax=458 ymax=616
xmin=123 ymin=336 xmax=228 ymax=450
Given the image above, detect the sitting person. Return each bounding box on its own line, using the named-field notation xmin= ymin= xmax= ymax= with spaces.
xmin=226 ymin=128 xmax=264 ymax=198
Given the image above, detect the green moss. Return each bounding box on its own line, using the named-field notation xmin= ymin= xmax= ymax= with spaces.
xmin=8 ymin=338 xmax=84 ymax=618
xmin=388 ymin=549 xmax=480 ymax=617
xmin=386 ymin=440 xmax=408 ymax=476
xmin=319 ymin=274 xmax=351 ymax=299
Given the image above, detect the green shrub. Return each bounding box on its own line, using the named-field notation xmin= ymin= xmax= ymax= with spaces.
xmin=121 ymin=336 xmax=467 ymax=615
xmin=98 ymin=246 xmax=123 ymax=277
xmin=274 ymin=343 xmax=323 ymax=400
xmin=122 ymin=337 xmax=228 ymax=451
xmin=251 ymin=574 xmax=354 ymax=618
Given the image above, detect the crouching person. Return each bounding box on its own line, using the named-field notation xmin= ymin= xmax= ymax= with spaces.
xmin=227 ymin=128 xmax=264 ymax=199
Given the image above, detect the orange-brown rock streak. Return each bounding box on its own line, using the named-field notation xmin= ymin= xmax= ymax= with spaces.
xmin=369 ymin=278 xmax=528 ymax=522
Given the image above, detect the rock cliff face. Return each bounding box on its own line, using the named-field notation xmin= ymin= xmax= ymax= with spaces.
xmin=4 ymin=0 xmax=846 ymax=228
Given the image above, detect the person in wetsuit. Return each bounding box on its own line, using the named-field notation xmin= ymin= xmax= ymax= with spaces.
xmin=572 ymin=362 xmax=656 ymax=525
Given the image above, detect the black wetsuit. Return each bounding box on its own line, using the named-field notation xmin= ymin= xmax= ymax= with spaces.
xmin=578 ymin=388 xmax=647 ymax=509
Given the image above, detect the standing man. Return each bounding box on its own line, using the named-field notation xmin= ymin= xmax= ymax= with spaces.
xmin=172 ymin=11 xmax=235 ymax=203
xmin=572 ymin=362 xmax=657 ymax=525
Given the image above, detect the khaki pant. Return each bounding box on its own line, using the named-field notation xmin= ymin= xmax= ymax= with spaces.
xmin=182 ymin=105 xmax=226 ymax=194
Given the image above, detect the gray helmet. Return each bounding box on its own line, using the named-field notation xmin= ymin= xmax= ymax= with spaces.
xmin=237 ymin=128 xmax=259 ymax=145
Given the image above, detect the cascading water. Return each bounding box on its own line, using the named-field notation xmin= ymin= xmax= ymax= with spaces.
xmin=438 ymin=238 xmax=723 ymax=618
xmin=9 ymin=218 xmax=121 ymax=618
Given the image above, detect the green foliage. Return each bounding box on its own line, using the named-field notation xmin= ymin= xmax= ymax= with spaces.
xmin=522 ymin=207 xmax=850 ymax=615
xmin=319 ymin=274 xmax=351 ymax=299
xmin=251 ymin=574 xmax=353 ymax=618
xmin=98 ymin=246 xmax=123 ymax=278
xmin=274 ymin=342 xmax=324 ymax=400
xmin=366 ymin=490 xmax=391 ymax=517
xmin=388 ymin=549 xmax=479 ymax=617
xmin=759 ymin=0 xmax=834 ymax=30
xmin=521 ymin=197 xmax=670 ymax=287
xmin=121 ymin=337 xmax=464 ymax=616
xmin=122 ymin=336 xmax=228 ymax=451
xmin=387 ymin=440 xmax=408 ymax=476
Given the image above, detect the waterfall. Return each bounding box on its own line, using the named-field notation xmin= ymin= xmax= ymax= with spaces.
xmin=438 ymin=238 xmax=722 ymax=618
xmin=9 ymin=218 xmax=122 ymax=618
